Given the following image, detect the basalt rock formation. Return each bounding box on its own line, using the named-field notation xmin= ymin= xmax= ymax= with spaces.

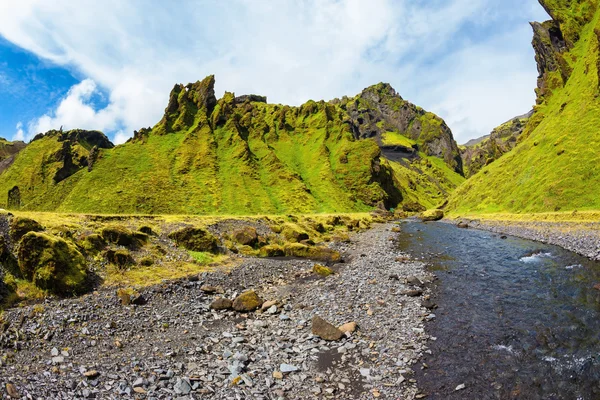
xmin=0 ymin=77 xmax=464 ymax=214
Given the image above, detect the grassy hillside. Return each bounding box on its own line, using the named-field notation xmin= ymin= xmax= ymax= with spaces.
xmin=448 ymin=0 xmax=600 ymax=214
xmin=0 ymin=77 xmax=463 ymax=215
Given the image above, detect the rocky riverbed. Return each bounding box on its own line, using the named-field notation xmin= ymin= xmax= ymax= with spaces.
xmin=453 ymin=219 xmax=600 ymax=261
xmin=0 ymin=223 xmax=434 ymax=399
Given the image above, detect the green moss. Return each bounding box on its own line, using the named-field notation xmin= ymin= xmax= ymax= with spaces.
xmin=79 ymin=233 xmax=106 ymax=254
xmin=283 ymin=243 xmax=341 ymax=262
xmin=17 ymin=232 xmax=88 ymax=295
xmin=313 ymin=264 xmax=334 ymax=277
xmin=168 ymin=227 xmax=219 ymax=252
xmin=9 ymin=217 xmax=44 ymax=243
xmin=420 ymin=209 xmax=444 ymax=221
xmin=281 ymin=225 xmax=309 ymax=243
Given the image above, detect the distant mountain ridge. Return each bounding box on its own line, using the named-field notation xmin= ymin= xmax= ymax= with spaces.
xmin=0 ymin=76 xmax=464 ymax=214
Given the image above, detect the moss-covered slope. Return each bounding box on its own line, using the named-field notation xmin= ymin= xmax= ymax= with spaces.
xmin=0 ymin=77 xmax=463 ymax=214
xmin=448 ymin=0 xmax=600 ymax=214
xmin=460 ymin=111 xmax=532 ymax=178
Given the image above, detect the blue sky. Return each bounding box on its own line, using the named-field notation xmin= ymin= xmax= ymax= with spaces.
xmin=0 ymin=0 xmax=548 ymax=144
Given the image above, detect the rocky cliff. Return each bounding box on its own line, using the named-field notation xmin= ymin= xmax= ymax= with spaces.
xmin=0 ymin=77 xmax=464 ymax=214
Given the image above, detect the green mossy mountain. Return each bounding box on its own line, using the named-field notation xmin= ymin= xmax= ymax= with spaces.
xmin=0 ymin=77 xmax=464 ymax=214
xmin=460 ymin=111 xmax=532 ymax=178
xmin=449 ymin=0 xmax=600 ymax=214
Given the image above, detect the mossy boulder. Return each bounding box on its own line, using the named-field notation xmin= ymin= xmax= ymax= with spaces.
xmin=17 ymin=232 xmax=87 ymax=295
xmin=232 ymin=290 xmax=263 ymax=312
xmin=138 ymin=226 xmax=155 ymax=236
xmin=232 ymin=226 xmax=258 ymax=247
xmin=101 ymin=226 xmax=147 ymax=248
xmin=80 ymin=234 xmax=106 ymax=254
xmin=282 ymin=226 xmax=309 ymax=243
xmin=168 ymin=227 xmax=219 ymax=252
xmin=283 ymin=243 xmax=341 ymax=262
xmin=9 ymin=217 xmax=44 ymax=243
xmin=420 ymin=209 xmax=444 ymax=222
xmin=258 ymin=244 xmax=285 ymax=258
xmin=105 ymin=249 xmax=135 ymax=268
xmin=313 ymin=264 xmax=334 ymax=277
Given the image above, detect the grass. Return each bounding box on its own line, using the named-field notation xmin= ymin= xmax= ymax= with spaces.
xmin=448 ymin=3 xmax=600 ymax=214
xmin=381 ymin=131 xmax=416 ymax=147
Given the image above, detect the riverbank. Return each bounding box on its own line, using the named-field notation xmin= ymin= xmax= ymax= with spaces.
xmin=446 ymin=213 xmax=600 ymax=260
xmin=0 ymin=222 xmax=434 ymax=399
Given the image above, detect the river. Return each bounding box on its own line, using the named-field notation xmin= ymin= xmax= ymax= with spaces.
xmin=397 ymin=220 xmax=600 ymax=399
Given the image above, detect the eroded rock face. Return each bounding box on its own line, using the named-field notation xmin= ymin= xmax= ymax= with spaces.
xmin=342 ymin=83 xmax=463 ymax=175
xmin=531 ymin=20 xmax=570 ymax=104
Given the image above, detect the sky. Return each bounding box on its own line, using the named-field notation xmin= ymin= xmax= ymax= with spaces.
xmin=0 ymin=0 xmax=549 ymax=145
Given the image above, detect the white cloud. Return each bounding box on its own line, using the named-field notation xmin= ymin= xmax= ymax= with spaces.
xmin=14 ymin=122 xmax=25 ymax=141
xmin=0 ymin=0 xmax=549 ymax=143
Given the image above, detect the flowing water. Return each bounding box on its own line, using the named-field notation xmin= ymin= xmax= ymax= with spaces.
xmin=396 ymin=220 xmax=600 ymax=399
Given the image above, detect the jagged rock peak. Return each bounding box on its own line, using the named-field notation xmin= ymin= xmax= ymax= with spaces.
xmin=31 ymin=129 xmax=114 ymax=149
xmin=360 ymin=82 xmax=403 ymax=103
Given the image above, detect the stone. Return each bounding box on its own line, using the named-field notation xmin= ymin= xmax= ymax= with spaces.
xmin=5 ymin=383 xmax=19 ymax=399
xmin=83 ymin=370 xmax=100 ymax=378
xmin=420 ymin=209 xmax=444 ymax=222
xmin=232 ymin=227 xmax=259 ymax=247
xmin=403 ymin=289 xmax=423 ymax=297
xmin=280 ymin=364 xmax=299 ymax=373
xmin=406 ymin=275 xmax=423 ymax=286
xmin=273 ymin=371 xmax=283 ymax=379
xmin=233 ymin=290 xmax=263 ymax=312
xmin=261 ymin=300 xmax=277 ymax=311
xmin=210 ymin=297 xmax=233 ymax=310
xmin=455 ymin=383 xmax=466 ymax=391
xmin=174 ymin=378 xmax=192 ymax=395
xmin=338 ymin=321 xmax=357 ymax=334
xmin=312 ymin=316 xmax=343 ymax=341
xmin=267 ymin=305 xmax=278 ymax=314
xmin=201 ymin=285 xmax=220 ymax=294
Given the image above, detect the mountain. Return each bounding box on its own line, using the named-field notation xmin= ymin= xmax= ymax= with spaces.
xmin=460 ymin=111 xmax=532 ymax=178
xmin=448 ymin=0 xmax=600 ymax=214
xmin=0 ymin=77 xmax=464 ymax=214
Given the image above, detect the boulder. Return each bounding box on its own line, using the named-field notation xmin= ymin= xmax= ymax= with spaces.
xmin=420 ymin=209 xmax=444 ymax=222
xmin=232 ymin=226 xmax=258 ymax=247
xmin=281 ymin=226 xmax=309 ymax=243
xmin=283 ymin=243 xmax=341 ymax=262
xmin=17 ymin=232 xmax=87 ymax=295
xmin=9 ymin=217 xmax=44 ymax=243
xmin=101 ymin=226 xmax=147 ymax=248
xmin=0 ymin=236 xmax=19 ymax=276
xmin=258 ymin=244 xmax=285 ymax=257
xmin=232 ymin=290 xmax=263 ymax=312
xmin=312 ymin=316 xmax=343 ymax=341
xmin=210 ymin=297 xmax=233 ymax=310
xmin=104 ymin=249 xmax=135 ymax=268
xmin=168 ymin=227 xmax=219 ymax=252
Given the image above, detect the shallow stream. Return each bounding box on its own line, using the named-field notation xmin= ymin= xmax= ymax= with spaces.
xmin=397 ymin=220 xmax=600 ymax=399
